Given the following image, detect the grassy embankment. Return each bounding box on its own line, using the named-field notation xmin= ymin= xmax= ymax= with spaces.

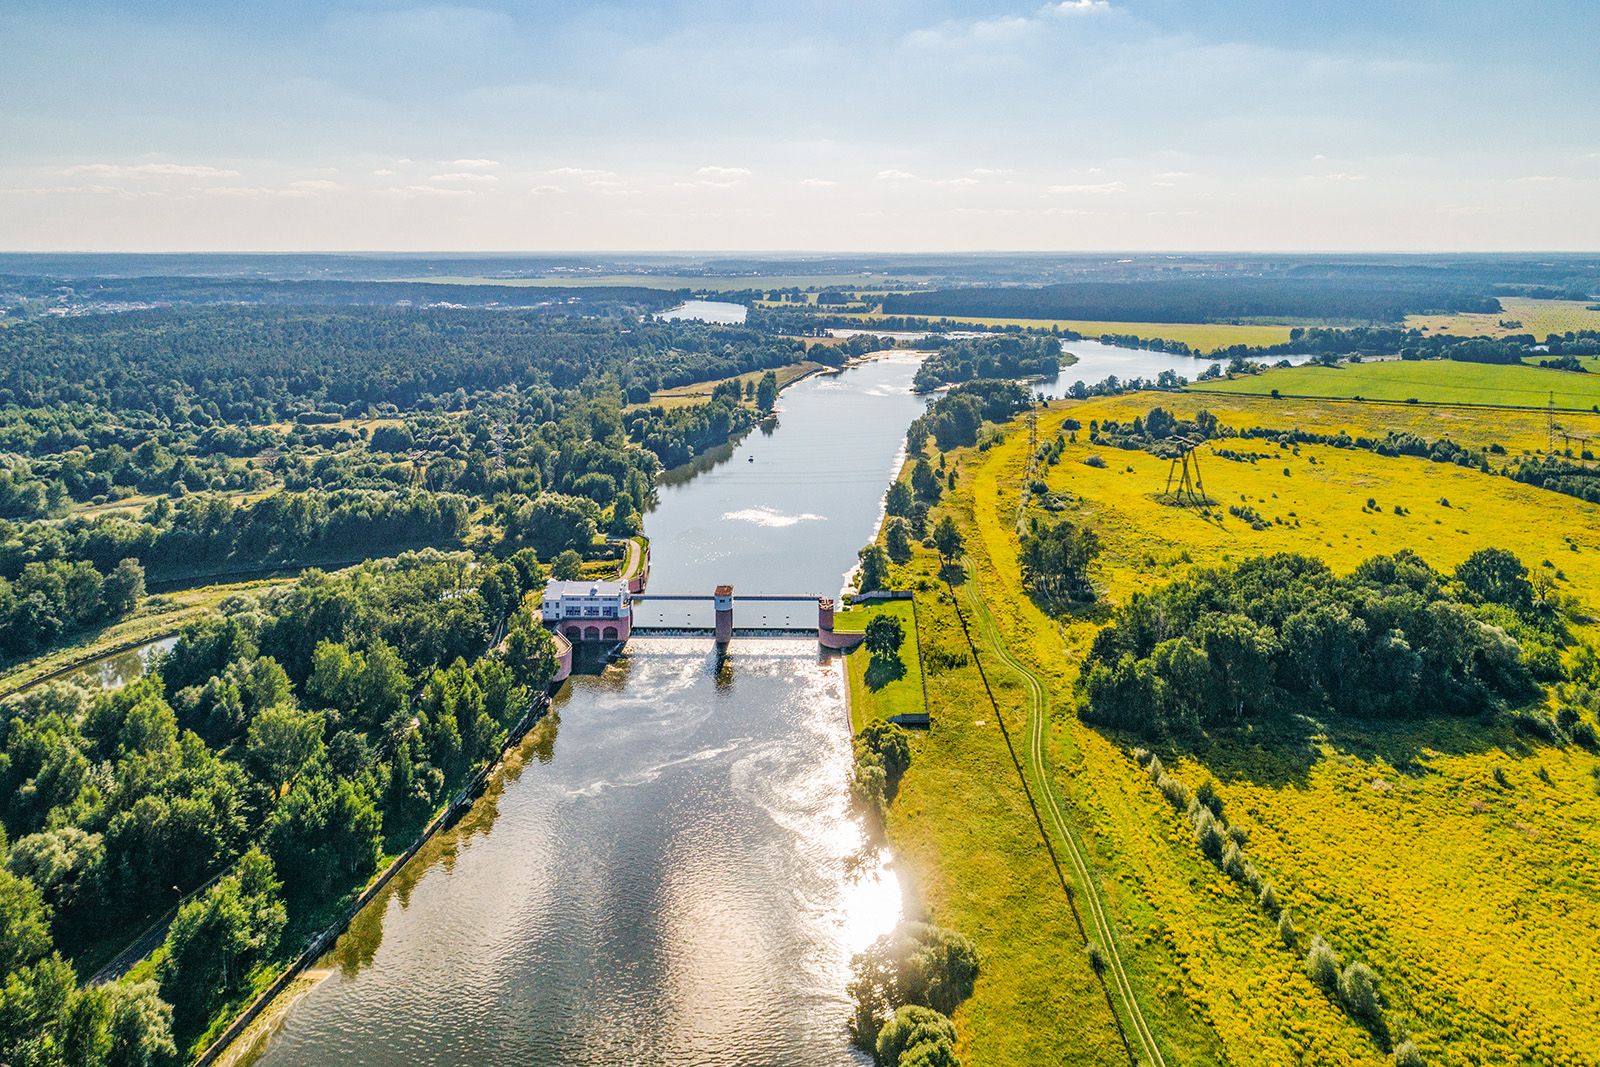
xmin=1406 ymin=297 xmax=1600 ymax=338
xmin=855 ymin=390 xmax=1600 ymax=1064
xmin=1190 ymin=357 xmax=1600 ymax=411
xmin=833 ymin=598 xmax=927 ymax=725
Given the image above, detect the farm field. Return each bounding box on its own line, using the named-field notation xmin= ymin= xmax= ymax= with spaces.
xmin=858 ymin=389 xmax=1600 ymax=1064
xmin=1190 ymin=357 xmax=1600 ymax=411
xmin=1406 ymin=297 xmax=1600 ymax=338
xmin=827 ymin=310 xmax=1295 ymax=351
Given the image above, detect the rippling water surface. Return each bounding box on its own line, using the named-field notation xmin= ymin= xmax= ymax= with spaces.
xmin=249 ymin=354 xmax=925 ymax=1067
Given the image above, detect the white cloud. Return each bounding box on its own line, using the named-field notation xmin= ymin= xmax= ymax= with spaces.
xmin=547 ymin=166 xmax=615 ymax=179
xmin=388 ymin=185 xmax=476 ymax=199
xmin=801 ymin=178 xmax=838 ymax=187
xmin=1048 ymin=181 xmax=1127 ymax=195
xmin=371 ymin=168 xmax=396 ymax=177
xmin=876 ymin=169 xmax=919 ymax=181
xmin=1045 ymin=0 xmax=1111 ymax=12
xmin=200 ymin=186 xmax=313 ymax=200
xmin=529 ymin=184 xmax=565 ymax=195
xmin=697 ymin=165 xmax=751 ymax=181
xmin=447 ymin=158 xmax=500 ymax=169
xmin=430 ymin=171 xmax=498 ymax=183
xmin=973 ymin=167 xmax=1012 ymax=176
xmin=290 ymin=179 xmax=340 ymax=191
xmin=63 ymin=162 xmax=240 ymax=179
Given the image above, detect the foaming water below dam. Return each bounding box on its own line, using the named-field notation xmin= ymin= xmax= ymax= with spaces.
xmin=247 ymin=639 xmax=900 ymax=1067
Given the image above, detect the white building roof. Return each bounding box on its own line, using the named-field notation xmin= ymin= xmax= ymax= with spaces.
xmin=544 ymin=579 xmax=630 ymax=599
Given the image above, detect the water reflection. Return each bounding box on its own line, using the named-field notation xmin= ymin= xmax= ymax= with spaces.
xmin=253 ymin=640 xmax=898 ymax=1067
xmin=49 ymin=635 xmax=177 ymax=692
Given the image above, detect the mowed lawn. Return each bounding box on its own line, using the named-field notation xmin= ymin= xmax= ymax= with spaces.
xmin=1190 ymin=357 xmax=1600 ymax=411
xmin=834 ymin=598 xmax=928 ymax=727
xmin=936 ymin=391 xmax=1600 ymax=1065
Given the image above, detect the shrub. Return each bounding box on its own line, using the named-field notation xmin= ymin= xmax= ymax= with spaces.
xmin=1338 ymin=961 xmax=1383 ymax=1027
xmin=1195 ymin=779 xmax=1224 ymax=818
xmin=1393 ymin=1039 xmax=1425 ymax=1067
xmin=1087 ymin=944 xmax=1106 ymax=975
xmin=1258 ymin=882 xmax=1280 ymax=915
xmin=1084 ymin=454 xmax=1107 ymax=468
xmin=875 ymin=1005 xmax=959 ymax=1067
xmin=1156 ymin=773 xmax=1190 ymax=810
xmin=1572 ymin=719 xmax=1599 ymax=750
xmin=1307 ymin=935 xmax=1341 ymax=992
xmin=1278 ymin=909 xmax=1297 ymax=949
xmin=1194 ymin=810 xmax=1227 ymax=862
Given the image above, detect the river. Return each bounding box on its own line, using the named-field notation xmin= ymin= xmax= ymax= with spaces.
xmin=246 ymin=353 xmax=925 ymax=1066
xmin=231 ymin=339 xmax=1291 ymax=1065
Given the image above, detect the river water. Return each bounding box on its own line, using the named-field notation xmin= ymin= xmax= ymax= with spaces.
xmin=247 ymin=353 xmax=925 ymax=1067
xmin=236 ymin=339 xmax=1285 ymax=1066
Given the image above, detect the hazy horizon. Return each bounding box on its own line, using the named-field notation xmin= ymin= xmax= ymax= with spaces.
xmin=3 ymin=0 xmax=1596 ymax=254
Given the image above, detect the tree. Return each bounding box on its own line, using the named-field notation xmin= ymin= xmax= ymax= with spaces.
xmin=875 ymin=1005 xmax=958 ymax=1067
xmin=264 ymin=777 xmax=381 ymax=903
xmin=100 ymin=558 xmax=145 ymax=618
xmin=506 ymin=493 xmax=598 ymax=556
xmin=933 ymin=516 xmax=963 ymax=563
xmin=103 ymin=979 xmax=176 ymax=1067
xmin=1018 ymin=517 xmax=1099 ymax=603
xmin=755 ymin=370 xmax=778 ymax=412
xmin=885 ymin=518 xmax=913 ymax=564
xmin=910 ymin=459 xmax=941 ymax=504
xmin=858 ymin=545 xmax=891 ymax=593
xmin=552 ymin=549 xmax=583 ymax=580
xmin=502 ymin=608 xmax=560 ymax=690
xmin=158 ymin=848 xmax=285 ymax=1028
xmin=244 ymin=704 xmax=325 ymax=797
xmin=1455 ymin=547 xmax=1534 ymax=611
xmin=885 ymin=481 xmax=913 ymax=518
xmin=0 ymin=865 xmax=53 ymax=973
xmin=865 ymin=615 xmax=906 ymax=660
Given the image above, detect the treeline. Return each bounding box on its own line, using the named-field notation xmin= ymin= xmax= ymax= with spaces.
xmin=624 ymin=380 xmax=758 ymax=468
xmin=1 ymin=490 xmax=470 ymax=583
xmin=882 ymin=280 xmax=1500 ymax=325
xmin=907 ymin=380 xmax=1035 ymax=453
xmin=0 ymin=551 xmax=560 ymax=1058
xmin=1082 ymin=550 xmax=1561 ymax=738
xmin=0 ymin=558 xmax=145 ymax=661
xmin=0 ymin=274 xmax=682 ymax=317
xmin=911 ymin=336 xmax=1061 ymax=392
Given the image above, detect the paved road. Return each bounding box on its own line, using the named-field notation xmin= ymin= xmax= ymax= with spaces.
xmin=959 ymin=580 xmax=1168 ymax=1067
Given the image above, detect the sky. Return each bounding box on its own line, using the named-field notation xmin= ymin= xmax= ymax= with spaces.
xmin=2 ymin=0 xmax=1597 ymax=253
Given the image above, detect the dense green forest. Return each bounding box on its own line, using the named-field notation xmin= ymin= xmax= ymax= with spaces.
xmin=911 ymin=336 xmax=1062 ymax=392
xmin=1080 ymin=550 xmax=1563 ymax=739
xmin=1 ymin=551 xmax=559 ymax=1062
xmin=881 ymin=279 xmax=1501 ymax=324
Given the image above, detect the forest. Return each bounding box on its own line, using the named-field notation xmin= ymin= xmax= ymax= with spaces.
xmin=1080 ymin=549 xmax=1564 ymax=739
xmin=881 ymin=279 xmax=1501 ymax=325
xmin=1 ymin=550 xmax=560 ymax=1063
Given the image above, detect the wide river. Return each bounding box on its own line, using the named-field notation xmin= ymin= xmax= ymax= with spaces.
xmin=237 ymin=340 xmax=1297 ymax=1066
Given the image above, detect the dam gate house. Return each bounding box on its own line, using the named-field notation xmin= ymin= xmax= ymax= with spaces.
xmin=541 ymin=579 xmax=633 ymax=642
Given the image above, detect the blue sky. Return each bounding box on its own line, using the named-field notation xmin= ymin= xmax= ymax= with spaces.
xmin=2 ymin=1 xmax=1596 ymax=252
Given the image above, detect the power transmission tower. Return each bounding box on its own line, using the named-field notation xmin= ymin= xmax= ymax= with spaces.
xmin=1162 ymin=436 xmax=1209 ymax=507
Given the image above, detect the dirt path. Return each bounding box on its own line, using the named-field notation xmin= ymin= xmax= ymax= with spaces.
xmin=957 ymin=579 xmax=1168 ymax=1067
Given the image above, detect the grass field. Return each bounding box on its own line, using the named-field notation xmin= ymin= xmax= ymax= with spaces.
xmin=853 ymin=389 xmax=1600 ymax=1064
xmin=834 ymin=598 xmax=928 ymax=726
xmin=632 ymin=360 xmax=826 ymax=410
xmin=827 ymin=310 xmax=1295 ymax=352
xmin=1190 ymin=357 xmax=1600 ymax=411
xmin=1407 ymin=297 xmax=1600 ymax=338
